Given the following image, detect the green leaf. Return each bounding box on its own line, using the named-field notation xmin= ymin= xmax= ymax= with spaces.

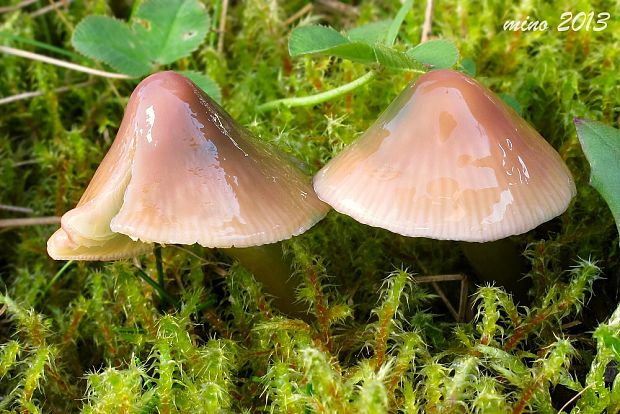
xmin=593 ymin=303 xmax=620 ymax=360
xmin=460 ymin=57 xmax=476 ymax=76
xmin=322 ymin=42 xmax=376 ymax=64
xmin=288 ymin=25 xmax=424 ymax=72
xmin=133 ymin=0 xmax=209 ymax=65
xmin=72 ymin=16 xmax=152 ymax=77
xmin=346 ymin=20 xmax=391 ymax=45
xmin=499 ymin=94 xmax=523 ymax=115
xmin=177 ymin=70 xmax=221 ymax=103
xmin=288 ymin=26 xmax=375 ymax=64
xmin=288 ymin=25 xmax=349 ymax=57
xmin=386 ymin=0 xmax=414 ymax=46
xmin=594 ymin=324 xmax=620 ymax=360
xmin=373 ymin=45 xmax=425 ymax=71
xmin=574 ymin=118 xmax=620 ymax=243
xmin=72 ymin=0 xmax=209 ymax=77
xmin=407 ymin=39 xmax=459 ymax=69
xmin=288 ymin=20 xmax=456 ymax=73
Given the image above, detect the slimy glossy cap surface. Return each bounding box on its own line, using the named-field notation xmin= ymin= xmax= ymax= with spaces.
xmin=313 ymin=69 xmax=575 ymax=242
xmin=48 ymin=89 xmax=153 ymax=260
xmin=48 ymin=71 xmax=328 ymax=260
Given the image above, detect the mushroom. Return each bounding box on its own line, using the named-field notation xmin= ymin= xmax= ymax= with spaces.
xmin=48 ymin=71 xmax=329 ymax=315
xmin=313 ymin=69 xmax=575 ymax=303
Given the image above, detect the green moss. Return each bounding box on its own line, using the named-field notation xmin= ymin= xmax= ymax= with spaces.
xmin=1 ymin=0 xmax=619 ymax=412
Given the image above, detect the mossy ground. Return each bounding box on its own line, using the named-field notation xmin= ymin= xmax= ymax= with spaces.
xmin=0 ymin=0 xmax=619 ymax=412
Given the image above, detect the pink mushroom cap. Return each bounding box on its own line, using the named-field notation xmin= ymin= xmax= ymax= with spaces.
xmin=313 ymin=69 xmax=576 ymax=242
xmin=48 ymin=71 xmax=329 ymax=260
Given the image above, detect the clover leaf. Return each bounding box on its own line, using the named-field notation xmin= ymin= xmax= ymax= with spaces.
xmin=288 ymin=24 xmax=458 ymax=71
xmin=72 ymin=0 xmax=209 ymax=78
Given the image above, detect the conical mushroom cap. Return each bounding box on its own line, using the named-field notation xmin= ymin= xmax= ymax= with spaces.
xmin=48 ymin=86 xmax=153 ymax=260
xmin=313 ymin=69 xmax=576 ymax=242
xmin=48 ymin=71 xmax=328 ymax=260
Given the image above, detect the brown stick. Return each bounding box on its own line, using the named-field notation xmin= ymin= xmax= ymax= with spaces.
xmin=315 ymin=0 xmax=358 ymax=16
xmin=0 ymin=217 xmax=60 ymax=228
xmin=30 ymin=0 xmax=72 ymax=18
xmin=458 ymin=273 xmax=469 ymax=322
xmin=431 ymin=281 xmax=459 ymax=321
xmin=0 ymin=0 xmax=37 ymax=14
xmin=413 ymin=274 xmax=469 ymax=322
xmin=284 ymin=3 xmax=313 ymax=26
xmin=0 ymin=204 xmax=34 ymax=214
xmin=421 ymin=0 xmax=434 ymax=42
xmin=217 ymin=0 xmax=229 ymax=53
xmin=412 ymin=274 xmax=463 ymax=283
xmin=0 ymin=81 xmax=92 ymax=106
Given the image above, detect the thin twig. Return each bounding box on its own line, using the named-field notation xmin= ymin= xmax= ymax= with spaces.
xmin=412 ymin=274 xmax=463 ymax=283
xmin=458 ymin=273 xmax=469 ymax=322
xmin=0 ymin=217 xmax=60 ymax=228
xmin=431 ymin=281 xmax=459 ymax=321
xmin=30 ymin=0 xmax=72 ymax=18
xmin=560 ymin=320 xmax=582 ymax=330
xmin=421 ymin=0 xmax=434 ymax=43
xmin=0 ymin=0 xmax=37 ymax=14
xmin=558 ymin=383 xmax=594 ymax=413
xmin=413 ymin=274 xmax=467 ymax=322
xmin=0 ymin=204 xmax=34 ymax=214
xmin=315 ymin=0 xmax=358 ymax=17
xmin=0 ymin=81 xmax=92 ymax=106
xmin=0 ymin=46 xmax=131 ymax=79
xmin=284 ymin=3 xmax=313 ymax=26
xmin=0 ymin=30 xmax=84 ymax=60
xmin=12 ymin=159 xmax=40 ymax=167
xmin=217 ymin=0 xmax=229 ymax=53
xmin=168 ymin=244 xmax=229 ymax=276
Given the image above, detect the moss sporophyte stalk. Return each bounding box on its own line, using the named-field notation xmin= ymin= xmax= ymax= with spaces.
xmin=0 ymin=0 xmax=618 ymax=412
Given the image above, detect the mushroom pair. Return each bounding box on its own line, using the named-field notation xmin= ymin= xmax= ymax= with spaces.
xmin=48 ymin=71 xmax=329 ymax=315
xmin=48 ymin=69 xmax=575 ymax=316
xmin=313 ymin=69 xmax=575 ymax=304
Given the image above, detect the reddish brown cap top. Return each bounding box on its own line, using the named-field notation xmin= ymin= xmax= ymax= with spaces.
xmin=313 ymin=69 xmax=575 ymax=242
xmin=48 ymin=71 xmax=328 ymax=260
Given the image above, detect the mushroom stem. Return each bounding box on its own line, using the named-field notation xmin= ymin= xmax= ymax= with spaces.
xmin=222 ymin=243 xmax=307 ymax=318
xmin=460 ymin=239 xmax=530 ymax=304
